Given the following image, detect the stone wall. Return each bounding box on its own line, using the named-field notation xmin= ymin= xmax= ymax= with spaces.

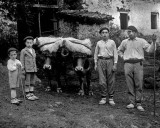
xmin=59 ymin=20 xmax=109 ymax=39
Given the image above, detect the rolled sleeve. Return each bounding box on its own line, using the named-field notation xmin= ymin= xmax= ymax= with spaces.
xmin=113 ymin=42 xmax=118 ymax=63
xmin=118 ymin=41 xmax=125 ymax=59
xmin=94 ymin=42 xmax=99 ymax=64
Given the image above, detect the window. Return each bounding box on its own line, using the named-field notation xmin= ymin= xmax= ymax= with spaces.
xmin=120 ymin=13 xmax=128 ymax=29
xmin=151 ymin=12 xmax=158 ymax=29
xmin=40 ymin=9 xmax=59 ymax=36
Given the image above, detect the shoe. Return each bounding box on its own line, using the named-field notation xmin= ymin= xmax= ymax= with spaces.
xmin=30 ymin=93 xmax=39 ymax=100
xmin=109 ymin=99 xmax=115 ymax=106
xmin=16 ymin=98 xmax=23 ymax=103
xmin=45 ymin=86 xmax=51 ymax=92
xmin=26 ymin=93 xmax=35 ymax=101
xmin=99 ymin=98 xmax=106 ymax=105
xmin=126 ymin=103 xmax=134 ymax=109
xmin=11 ymin=98 xmax=20 ymax=105
xmin=137 ymin=105 xmax=145 ymax=112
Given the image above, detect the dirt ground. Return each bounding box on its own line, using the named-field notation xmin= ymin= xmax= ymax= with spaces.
xmin=0 ymin=59 xmax=160 ymax=128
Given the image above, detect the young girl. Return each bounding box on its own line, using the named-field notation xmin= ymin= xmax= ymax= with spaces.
xmin=7 ymin=48 xmax=22 ymax=105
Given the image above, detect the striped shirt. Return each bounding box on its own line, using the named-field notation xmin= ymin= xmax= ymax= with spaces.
xmin=94 ymin=39 xmax=118 ymax=64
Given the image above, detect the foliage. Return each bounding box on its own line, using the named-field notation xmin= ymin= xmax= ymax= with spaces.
xmin=0 ymin=9 xmax=17 ymax=38
xmin=109 ymin=22 xmax=127 ymax=47
xmin=0 ymin=2 xmax=18 ymax=62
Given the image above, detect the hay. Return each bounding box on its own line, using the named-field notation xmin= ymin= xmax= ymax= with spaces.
xmin=34 ymin=37 xmax=92 ymax=55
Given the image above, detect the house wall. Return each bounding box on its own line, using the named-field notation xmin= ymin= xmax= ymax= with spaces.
xmin=59 ymin=20 xmax=109 ymax=39
xmin=84 ymin=0 xmax=160 ymax=35
xmin=59 ymin=20 xmax=75 ymax=37
xmin=77 ymin=23 xmax=109 ymax=39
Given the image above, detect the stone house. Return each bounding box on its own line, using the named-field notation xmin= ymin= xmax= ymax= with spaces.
xmin=17 ymin=0 xmax=160 ymax=47
xmin=57 ymin=10 xmax=114 ymax=39
xmin=83 ymin=0 xmax=160 ymax=35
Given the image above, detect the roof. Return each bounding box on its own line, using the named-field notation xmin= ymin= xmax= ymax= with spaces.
xmin=56 ymin=10 xmax=114 ymax=24
xmin=33 ymin=4 xmax=58 ymax=9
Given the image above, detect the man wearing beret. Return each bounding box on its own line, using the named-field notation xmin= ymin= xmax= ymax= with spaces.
xmin=94 ymin=27 xmax=118 ymax=106
xmin=118 ymin=26 xmax=157 ymax=111
xmin=20 ymin=36 xmax=39 ymax=101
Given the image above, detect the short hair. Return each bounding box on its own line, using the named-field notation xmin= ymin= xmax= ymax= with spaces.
xmin=23 ymin=36 xmax=34 ymax=42
xmin=127 ymin=26 xmax=138 ymax=33
xmin=99 ymin=27 xmax=110 ymax=34
xmin=8 ymin=47 xmax=18 ymax=55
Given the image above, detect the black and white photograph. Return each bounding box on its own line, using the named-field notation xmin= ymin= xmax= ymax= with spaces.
xmin=0 ymin=0 xmax=160 ymax=127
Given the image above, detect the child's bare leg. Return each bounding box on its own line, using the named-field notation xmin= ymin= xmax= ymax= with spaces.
xmin=30 ymin=85 xmax=39 ymax=100
xmin=11 ymin=88 xmax=19 ymax=104
xmin=29 ymin=73 xmax=39 ymax=100
xmin=11 ymin=88 xmax=17 ymax=99
xmin=25 ymin=73 xmax=34 ymax=100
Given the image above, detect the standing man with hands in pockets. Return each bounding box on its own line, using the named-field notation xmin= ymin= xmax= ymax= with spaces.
xmin=118 ymin=26 xmax=157 ymax=111
xmin=94 ymin=27 xmax=118 ymax=106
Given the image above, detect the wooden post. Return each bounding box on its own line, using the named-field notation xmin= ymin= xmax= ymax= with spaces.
xmin=152 ymin=34 xmax=157 ymax=117
xmin=153 ymin=42 xmax=156 ymax=117
xmin=38 ymin=0 xmax=41 ymax=36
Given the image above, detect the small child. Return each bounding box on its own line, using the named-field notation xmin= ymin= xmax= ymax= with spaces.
xmin=7 ymin=47 xmax=23 ymax=105
xmin=20 ymin=36 xmax=39 ymax=101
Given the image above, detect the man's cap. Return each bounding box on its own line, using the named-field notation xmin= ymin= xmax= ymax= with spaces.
xmin=127 ymin=26 xmax=138 ymax=32
xmin=99 ymin=27 xmax=110 ymax=34
xmin=23 ymin=36 xmax=34 ymax=42
xmin=8 ymin=47 xmax=18 ymax=54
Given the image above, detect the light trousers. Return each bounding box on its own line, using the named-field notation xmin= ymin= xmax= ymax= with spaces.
xmin=97 ymin=59 xmax=115 ymax=98
xmin=124 ymin=62 xmax=143 ymax=104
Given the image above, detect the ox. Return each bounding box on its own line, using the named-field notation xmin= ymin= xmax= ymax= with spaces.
xmin=34 ymin=37 xmax=93 ymax=95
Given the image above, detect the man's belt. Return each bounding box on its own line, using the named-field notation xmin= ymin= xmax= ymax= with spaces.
xmin=124 ymin=59 xmax=143 ymax=64
xmin=98 ymin=56 xmax=113 ymax=60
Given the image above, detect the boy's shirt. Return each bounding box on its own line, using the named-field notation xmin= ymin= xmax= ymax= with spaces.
xmin=94 ymin=39 xmax=118 ymax=64
xmin=20 ymin=47 xmax=37 ymax=72
xmin=28 ymin=48 xmax=33 ymax=54
xmin=7 ymin=59 xmax=22 ymax=71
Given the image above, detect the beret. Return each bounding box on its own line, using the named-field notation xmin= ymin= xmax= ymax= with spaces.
xmin=127 ymin=26 xmax=138 ymax=32
xmin=23 ymin=36 xmax=34 ymax=41
xmin=99 ymin=27 xmax=110 ymax=34
xmin=8 ymin=47 xmax=18 ymax=54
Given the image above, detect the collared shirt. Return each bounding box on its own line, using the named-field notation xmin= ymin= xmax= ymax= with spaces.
xmin=117 ymin=37 xmax=155 ymax=60
xmin=7 ymin=59 xmax=22 ymax=71
xmin=28 ymin=48 xmax=33 ymax=54
xmin=94 ymin=39 xmax=118 ymax=63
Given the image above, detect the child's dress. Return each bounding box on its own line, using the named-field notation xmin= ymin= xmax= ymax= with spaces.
xmin=7 ymin=59 xmax=22 ymax=88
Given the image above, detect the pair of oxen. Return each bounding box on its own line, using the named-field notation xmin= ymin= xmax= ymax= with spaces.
xmin=34 ymin=37 xmax=93 ymax=96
